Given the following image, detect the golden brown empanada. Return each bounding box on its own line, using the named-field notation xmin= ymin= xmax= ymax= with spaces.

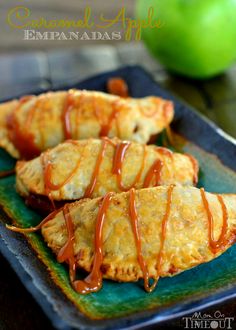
xmin=16 ymin=138 xmax=198 ymax=207
xmin=0 ymin=90 xmax=174 ymax=159
xmin=8 ymin=185 xmax=236 ymax=294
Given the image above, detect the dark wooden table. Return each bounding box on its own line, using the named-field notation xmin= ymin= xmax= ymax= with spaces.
xmin=0 ymin=43 xmax=235 ymax=329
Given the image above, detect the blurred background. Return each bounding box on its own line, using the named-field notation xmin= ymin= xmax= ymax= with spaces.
xmin=0 ymin=0 xmax=235 ymax=138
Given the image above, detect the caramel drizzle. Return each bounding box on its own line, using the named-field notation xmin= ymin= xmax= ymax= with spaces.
xmin=41 ymin=141 xmax=86 ymax=191
xmin=99 ymin=100 xmax=121 ymax=137
xmin=129 ymin=185 xmax=174 ymax=292
xmin=111 ymin=142 xmax=174 ymax=191
xmin=129 ymin=188 xmax=156 ymax=292
xmin=143 ymin=159 xmax=163 ymax=188
xmin=155 ymin=146 xmax=173 ymax=157
xmin=200 ymin=188 xmax=228 ymax=253
xmin=57 ymin=204 xmax=76 ymax=283
xmin=7 ymin=186 xmax=174 ymax=294
xmin=112 ymin=142 xmax=148 ymax=191
xmin=7 ymin=185 xmax=230 ymax=295
xmin=107 ymin=77 xmax=129 ymax=98
xmin=185 ymin=154 xmax=199 ymax=186
xmin=0 ymin=168 xmax=15 ymax=179
xmin=7 ymin=95 xmax=41 ymax=159
xmin=62 ymin=90 xmax=75 ymax=140
xmin=155 ymin=185 xmax=174 ymax=280
xmin=138 ymin=98 xmax=172 ymax=118
xmin=7 ymin=83 xmax=171 ymax=159
xmin=39 ymin=138 xmax=183 ymax=204
xmin=163 ymin=102 xmax=174 ymax=121
xmin=63 ymin=91 xmax=122 ymax=140
xmin=41 ymin=151 xmax=55 ymax=209
xmin=83 ymin=138 xmax=110 ymax=198
xmin=61 ymin=86 xmax=172 ymax=139
xmin=71 ymin=186 xmax=174 ymax=294
xmin=6 ymin=208 xmax=61 ymax=233
xmin=39 ymin=138 xmax=111 ymax=205
xmin=74 ymin=94 xmax=84 ymax=139
xmin=73 ymin=192 xmax=114 ymax=294
xmin=40 ymin=140 xmax=89 ymax=209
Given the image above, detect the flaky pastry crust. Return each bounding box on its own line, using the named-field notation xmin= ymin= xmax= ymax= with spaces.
xmin=41 ymin=186 xmax=236 ymax=283
xmin=16 ymin=138 xmax=198 ymax=201
xmin=0 ymin=90 xmax=174 ymax=159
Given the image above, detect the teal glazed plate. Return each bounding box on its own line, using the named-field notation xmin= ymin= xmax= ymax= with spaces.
xmin=0 ymin=66 xmax=236 ymax=330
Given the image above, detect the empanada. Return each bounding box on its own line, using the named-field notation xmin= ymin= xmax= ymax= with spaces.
xmin=0 ymin=90 xmax=174 ymax=159
xmin=8 ymin=185 xmax=236 ymax=294
xmin=16 ymin=138 xmax=198 ymax=210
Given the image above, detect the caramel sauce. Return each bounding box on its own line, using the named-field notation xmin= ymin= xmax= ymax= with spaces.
xmin=7 ymin=185 xmax=175 ymax=294
xmin=128 ymin=185 xmax=174 ymax=292
xmin=93 ymin=96 xmax=104 ymax=132
xmin=155 ymin=146 xmax=173 ymax=158
xmin=112 ymin=141 xmax=130 ymax=189
xmin=185 ymin=154 xmax=199 ymax=185
xmin=165 ymin=125 xmax=175 ymax=146
xmin=41 ymin=151 xmax=55 ymax=209
xmin=143 ymin=159 xmax=163 ymax=188
xmin=200 ymin=188 xmax=228 ymax=253
xmin=73 ymin=192 xmax=114 ymax=294
xmin=6 ymin=82 xmax=172 ymax=159
xmin=83 ymin=138 xmax=109 ymax=198
xmin=138 ymin=98 xmax=171 ymax=118
xmin=57 ymin=204 xmax=76 ymax=282
xmin=41 ymin=141 xmax=86 ymax=191
xmin=6 ymin=208 xmax=61 ymax=233
xmin=7 ymin=95 xmax=41 ymax=159
xmin=163 ymin=102 xmax=174 ymax=121
xmin=107 ymin=77 xmax=129 ymax=98
xmin=155 ymin=185 xmax=174 ymax=280
xmin=0 ymin=169 xmax=15 ymax=178
xmin=62 ymin=90 xmax=74 ymax=140
xmin=38 ymin=137 xmax=197 ymax=208
xmin=74 ymin=94 xmax=84 ymax=139
xmin=112 ymin=142 xmax=148 ymax=191
xmin=8 ymin=184 xmax=230 ymax=295
xmin=99 ymin=100 xmax=120 ymax=137
xmin=129 ymin=188 xmax=156 ymax=292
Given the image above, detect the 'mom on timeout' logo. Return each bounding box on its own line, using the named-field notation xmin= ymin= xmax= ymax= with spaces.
xmin=182 ymin=311 xmax=234 ymax=329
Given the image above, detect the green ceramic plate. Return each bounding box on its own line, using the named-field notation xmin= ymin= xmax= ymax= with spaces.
xmin=0 ymin=66 xmax=236 ymax=330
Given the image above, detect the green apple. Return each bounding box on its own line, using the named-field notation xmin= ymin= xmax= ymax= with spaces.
xmin=136 ymin=0 xmax=236 ymax=79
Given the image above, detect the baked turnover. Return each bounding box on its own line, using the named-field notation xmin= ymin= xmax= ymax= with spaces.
xmin=16 ymin=138 xmax=198 ymax=212
xmin=0 ymin=90 xmax=174 ymax=159
xmin=8 ymin=185 xmax=236 ymax=294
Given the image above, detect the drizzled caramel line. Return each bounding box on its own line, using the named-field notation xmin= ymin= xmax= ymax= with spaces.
xmin=185 ymin=154 xmax=199 ymax=186
xmin=57 ymin=204 xmax=76 ymax=283
xmin=73 ymin=192 xmax=114 ymax=294
xmin=200 ymin=188 xmax=228 ymax=253
xmin=62 ymin=90 xmax=74 ymax=140
xmin=40 ymin=138 xmax=176 ymax=205
xmin=6 ymin=208 xmax=61 ymax=233
xmin=7 ymin=95 xmax=41 ymax=159
xmin=8 ymin=85 xmax=170 ymax=159
xmin=41 ymin=140 xmax=88 ymax=203
xmin=0 ymin=169 xmax=15 ymax=178
xmin=83 ymin=138 xmax=109 ymax=198
xmin=129 ymin=188 xmax=155 ymax=292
